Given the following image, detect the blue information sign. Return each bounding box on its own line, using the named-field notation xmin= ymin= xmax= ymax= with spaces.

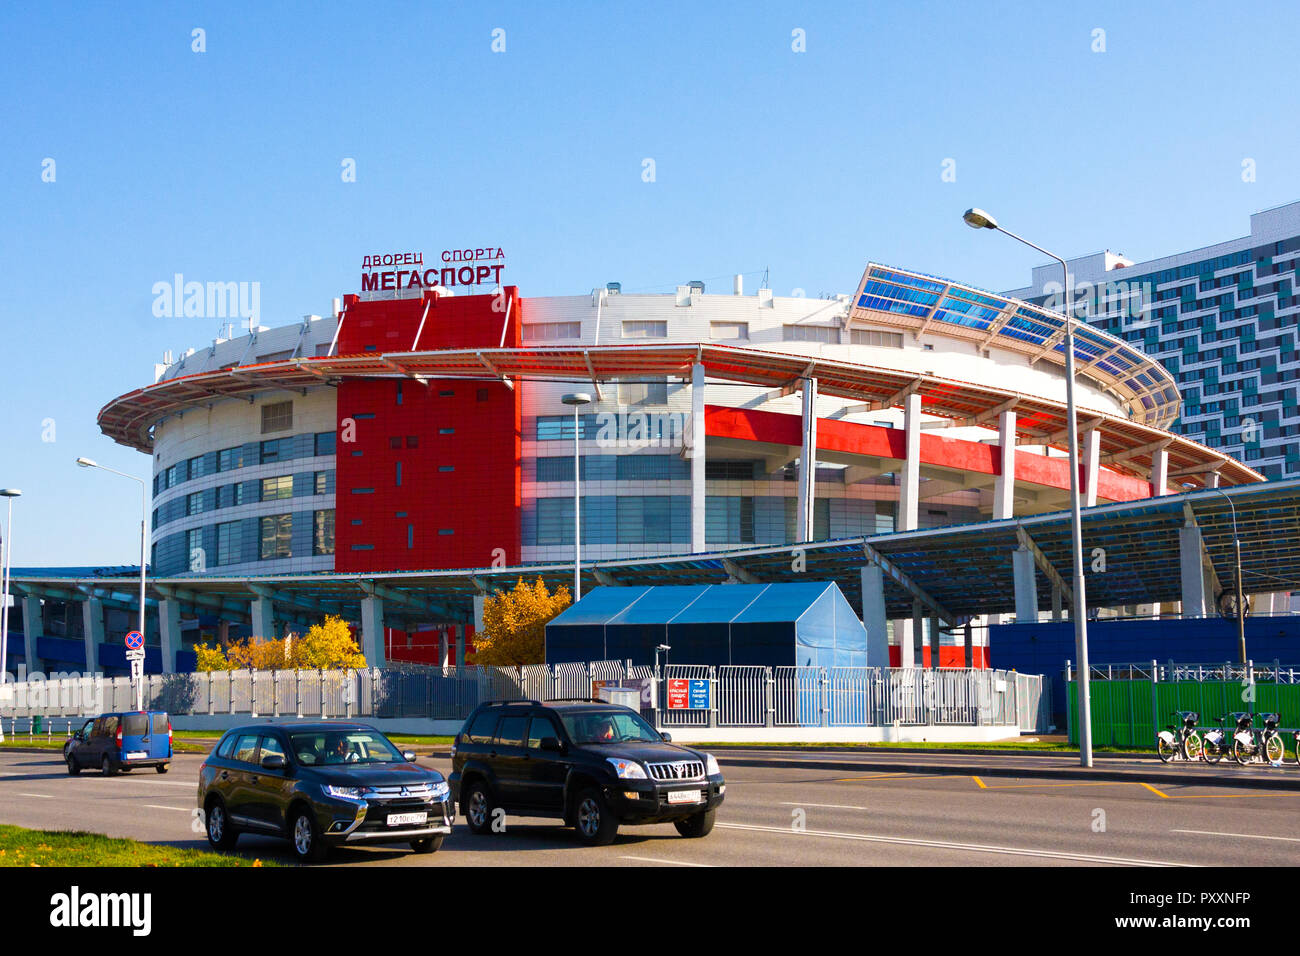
xmin=687 ymin=679 xmax=710 ymax=710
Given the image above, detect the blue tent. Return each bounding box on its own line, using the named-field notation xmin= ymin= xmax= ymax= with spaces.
xmin=545 ymin=581 xmax=868 ymax=668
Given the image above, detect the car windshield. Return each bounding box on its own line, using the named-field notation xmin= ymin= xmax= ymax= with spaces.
xmin=561 ymin=710 xmax=662 ymax=744
xmin=289 ymin=731 xmax=405 ymax=766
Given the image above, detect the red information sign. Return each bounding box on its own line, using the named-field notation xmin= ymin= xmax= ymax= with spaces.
xmin=667 ymin=678 xmax=689 ymax=710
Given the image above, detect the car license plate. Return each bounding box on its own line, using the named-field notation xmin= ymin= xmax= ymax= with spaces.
xmin=387 ymin=811 xmax=428 ymax=827
xmin=126 ymin=751 xmax=147 ymax=760
xmin=667 ymin=789 xmax=702 ymax=805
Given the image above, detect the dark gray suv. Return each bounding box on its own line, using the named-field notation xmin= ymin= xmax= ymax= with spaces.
xmin=197 ymin=721 xmax=453 ymax=862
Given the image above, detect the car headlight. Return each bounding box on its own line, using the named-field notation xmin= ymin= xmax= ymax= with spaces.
xmin=322 ymin=784 xmax=365 ymax=800
xmin=606 ymin=757 xmax=647 ymax=779
xmin=430 ymin=781 xmax=450 ymax=800
xmin=705 ymin=753 xmax=721 ymax=776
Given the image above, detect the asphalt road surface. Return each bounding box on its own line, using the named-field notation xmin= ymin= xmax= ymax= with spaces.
xmin=3 ymin=749 xmax=1300 ymax=866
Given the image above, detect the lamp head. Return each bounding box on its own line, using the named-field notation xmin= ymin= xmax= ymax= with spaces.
xmin=0 ymin=489 xmax=20 ymax=498
xmin=963 ymin=208 xmax=998 ymax=230
xmin=75 ymin=457 xmax=97 ymax=468
xmin=561 ymin=393 xmax=593 ymax=407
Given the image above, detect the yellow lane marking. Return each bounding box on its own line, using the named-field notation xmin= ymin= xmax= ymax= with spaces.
xmin=1140 ymin=783 xmax=1170 ymax=798
xmin=978 ymin=781 xmax=1136 ymax=791
xmin=973 ymin=776 xmax=986 ymax=789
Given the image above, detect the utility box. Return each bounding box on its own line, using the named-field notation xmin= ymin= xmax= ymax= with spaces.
xmin=595 ymin=686 xmax=642 ymax=710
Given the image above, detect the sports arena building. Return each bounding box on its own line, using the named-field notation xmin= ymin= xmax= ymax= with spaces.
xmin=33 ymin=255 xmax=1249 ymax=670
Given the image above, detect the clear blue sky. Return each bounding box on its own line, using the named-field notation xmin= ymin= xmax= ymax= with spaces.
xmin=2 ymin=0 xmax=1296 ymax=565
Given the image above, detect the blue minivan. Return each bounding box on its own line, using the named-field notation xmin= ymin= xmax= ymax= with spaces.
xmin=64 ymin=711 xmax=173 ymax=775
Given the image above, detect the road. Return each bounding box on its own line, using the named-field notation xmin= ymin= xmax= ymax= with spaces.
xmin=2 ymin=749 xmax=1300 ymax=866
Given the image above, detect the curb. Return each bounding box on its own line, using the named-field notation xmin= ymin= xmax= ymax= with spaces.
xmin=711 ymin=751 xmax=1300 ymax=791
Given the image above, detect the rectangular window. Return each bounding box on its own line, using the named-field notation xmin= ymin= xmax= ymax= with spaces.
xmin=389 ymin=436 xmax=402 ymax=449
xmin=186 ymin=491 xmax=204 ymax=516
xmin=259 ymin=514 xmax=292 ymax=560
xmin=352 ymin=487 xmax=375 ymax=494
xmin=217 ymin=521 xmax=242 ymax=566
xmin=406 ymin=436 xmax=418 ymax=448
xmin=313 ymin=510 xmax=335 ymax=556
xmin=535 ymin=415 xmax=595 ymax=440
xmin=536 ymin=497 xmax=572 ymax=545
xmin=523 ymin=321 xmax=582 ymax=342
xmin=407 ymin=524 xmax=414 ymax=549
xmin=784 ymin=324 xmax=839 ymax=343
xmin=260 ymin=401 xmax=294 ymax=434
xmin=187 ymin=455 xmax=206 ymax=480
xmin=396 ymin=461 xmax=402 ymax=486
xmin=314 ymin=431 xmax=336 ymax=456
xmin=218 ymin=446 xmax=244 ymax=471
xmin=260 ymin=438 xmax=288 ymax=463
xmin=706 ymin=496 xmax=755 ymax=543
xmin=261 ymin=475 xmax=293 ymax=501
xmin=186 ymin=528 xmax=202 ymax=563
xmin=622 ymin=320 xmax=668 ymax=338
xmin=618 ymin=378 xmax=669 ymax=406
xmin=314 ymin=471 xmax=330 ymax=496
xmin=536 ymin=457 xmax=579 ymax=482
xmin=710 ymin=321 xmax=749 ymax=340
xmin=849 ymin=329 xmax=904 ymax=348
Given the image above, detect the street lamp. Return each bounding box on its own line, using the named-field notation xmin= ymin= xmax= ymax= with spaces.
xmin=1183 ymin=482 xmax=1246 ymax=661
xmin=77 ymin=458 xmax=149 ymax=706
xmin=964 ymin=208 xmax=1094 ymax=768
xmin=0 ymin=489 xmax=21 ymax=742
xmin=560 ymin=394 xmax=593 ymax=600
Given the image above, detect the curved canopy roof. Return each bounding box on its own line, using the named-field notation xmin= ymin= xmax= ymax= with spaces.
xmin=850 ymin=264 xmax=1179 ymax=429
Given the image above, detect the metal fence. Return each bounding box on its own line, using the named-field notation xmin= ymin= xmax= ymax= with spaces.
xmin=1064 ymin=659 xmax=1300 ymax=747
xmin=0 ymin=662 xmax=1049 ymax=732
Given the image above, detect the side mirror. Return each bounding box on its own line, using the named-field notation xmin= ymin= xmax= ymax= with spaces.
xmin=404 ymin=751 xmax=418 ymax=762
xmin=260 ymin=754 xmax=287 ymax=771
xmin=540 ymin=737 xmax=564 ymax=753
xmin=660 ymin=732 xmax=672 ymax=743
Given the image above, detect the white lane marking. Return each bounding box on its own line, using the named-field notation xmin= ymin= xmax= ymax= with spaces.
xmin=619 ymin=855 xmax=713 ymax=867
xmin=142 ymin=805 xmax=191 ymax=812
xmin=780 ymin=802 xmax=870 ymax=811
xmin=716 ymin=822 xmax=1196 ymax=867
xmin=1172 ymin=828 xmax=1300 ymax=843
xmin=17 ymin=793 xmax=53 ymax=799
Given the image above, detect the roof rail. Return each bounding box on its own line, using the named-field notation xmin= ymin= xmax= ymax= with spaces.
xmin=544 ymin=697 xmax=607 ymax=704
xmin=481 ymin=699 xmax=542 ymax=707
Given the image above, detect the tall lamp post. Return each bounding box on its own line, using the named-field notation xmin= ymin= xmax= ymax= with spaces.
xmin=0 ymin=489 xmax=21 ymax=742
xmin=963 ymin=208 xmax=1093 ymax=768
xmin=1184 ymin=482 xmax=1246 ymax=662
xmin=76 ymin=459 xmax=148 ymax=698
xmin=560 ymin=394 xmax=592 ymax=600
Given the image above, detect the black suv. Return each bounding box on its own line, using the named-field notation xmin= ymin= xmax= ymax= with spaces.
xmin=197 ymin=721 xmax=453 ymax=862
xmin=449 ymin=700 xmax=725 ymax=845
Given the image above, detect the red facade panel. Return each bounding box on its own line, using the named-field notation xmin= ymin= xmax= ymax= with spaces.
xmin=334 ymin=290 xmax=522 ymax=572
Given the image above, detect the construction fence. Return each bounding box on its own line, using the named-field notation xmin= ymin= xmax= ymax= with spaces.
xmin=1064 ymin=660 xmax=1300 ymax=747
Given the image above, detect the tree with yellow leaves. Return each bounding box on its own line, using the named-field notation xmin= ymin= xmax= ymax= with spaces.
xmin=191 ymin=614 xmax=366 ymax=671
xmin=470 ymin=577 xmax=571 ymax=666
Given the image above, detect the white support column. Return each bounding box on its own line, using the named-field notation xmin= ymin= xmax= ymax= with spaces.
xmin=860 ymin=565 xmax=889 ymax=667
xmin=1206 ymin=472 xmax=1221 ymax=489
xmin=899 ymin=392 xmax=921 ymax=532
xmin=454 ymin=625 xmax=465 ymax=675
xmin=472 ymin=594 xmax=486 ymax=634
xmin=796 ymin=377 xmax=818 ymax=542
xmin=20 ymin=595 xmax=42 ymax=674
xmin=81 ymin=598 xmax=104 ymax=674
xmin=1179 ymin=525 xmax=1207 ymax=617
xmin=360 ymin=596 xmax=386 ymax=668
xmin=1082 ymin=428 xmax=1101 ymax=507
xmin=1012 ymin=546 xmax=1039 ymax=622
xmin=992 ymin=409 xmax=1017 ymax=520
xmin=438 ymin=629 xmax=450 ymax=668
xmin=1150 ymin=447 xmax=1170 ymax=497
xmin=908 ymin=601 xmax=923 ymax=667
xmin=158 ymin=599 xmax=181 ymax=674
xmin=250 ymin=597 xmax=275 ymax=641
xmin=690 ymin=362 xmax=707 ymax=552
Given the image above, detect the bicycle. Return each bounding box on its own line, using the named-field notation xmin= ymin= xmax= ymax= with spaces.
xmin=1230 ymin=712 xmax=1284 ymax=765
xmin=1157 ymin=710 xmax=1202 ymax=763
xmin=1202 ymin=715 xmax=1230 ymax=764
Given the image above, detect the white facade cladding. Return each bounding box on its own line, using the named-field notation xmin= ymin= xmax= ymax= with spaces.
xmin=1006 ymin=200 xmax=1300 ymax=480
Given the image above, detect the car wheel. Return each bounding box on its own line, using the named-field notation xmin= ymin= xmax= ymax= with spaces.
xmin=65 ymin=755 xmax=80 ymax=776
xmin=410 ymin=835 xmax=444 ymax=854
xmin=156 ymin=764 xmax=170 ymax=774
xmin=206 ymin=800 xmax=239 ymax=851
xmin=463 ymin=781 xmax=496 ymax=836
xmin=101 ymin=756 xmax=118 ymax=777
xmin=573 ymin=787 xmax=618 ymax=846
xmin=674 ymin=808 xmax=716 ymax=838
xmin=291 ymin=808 xmax=329 ymax=863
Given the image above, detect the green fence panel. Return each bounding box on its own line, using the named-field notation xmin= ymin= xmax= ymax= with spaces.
xmin=1068 ymin=678 xmax=1300 ymax=747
